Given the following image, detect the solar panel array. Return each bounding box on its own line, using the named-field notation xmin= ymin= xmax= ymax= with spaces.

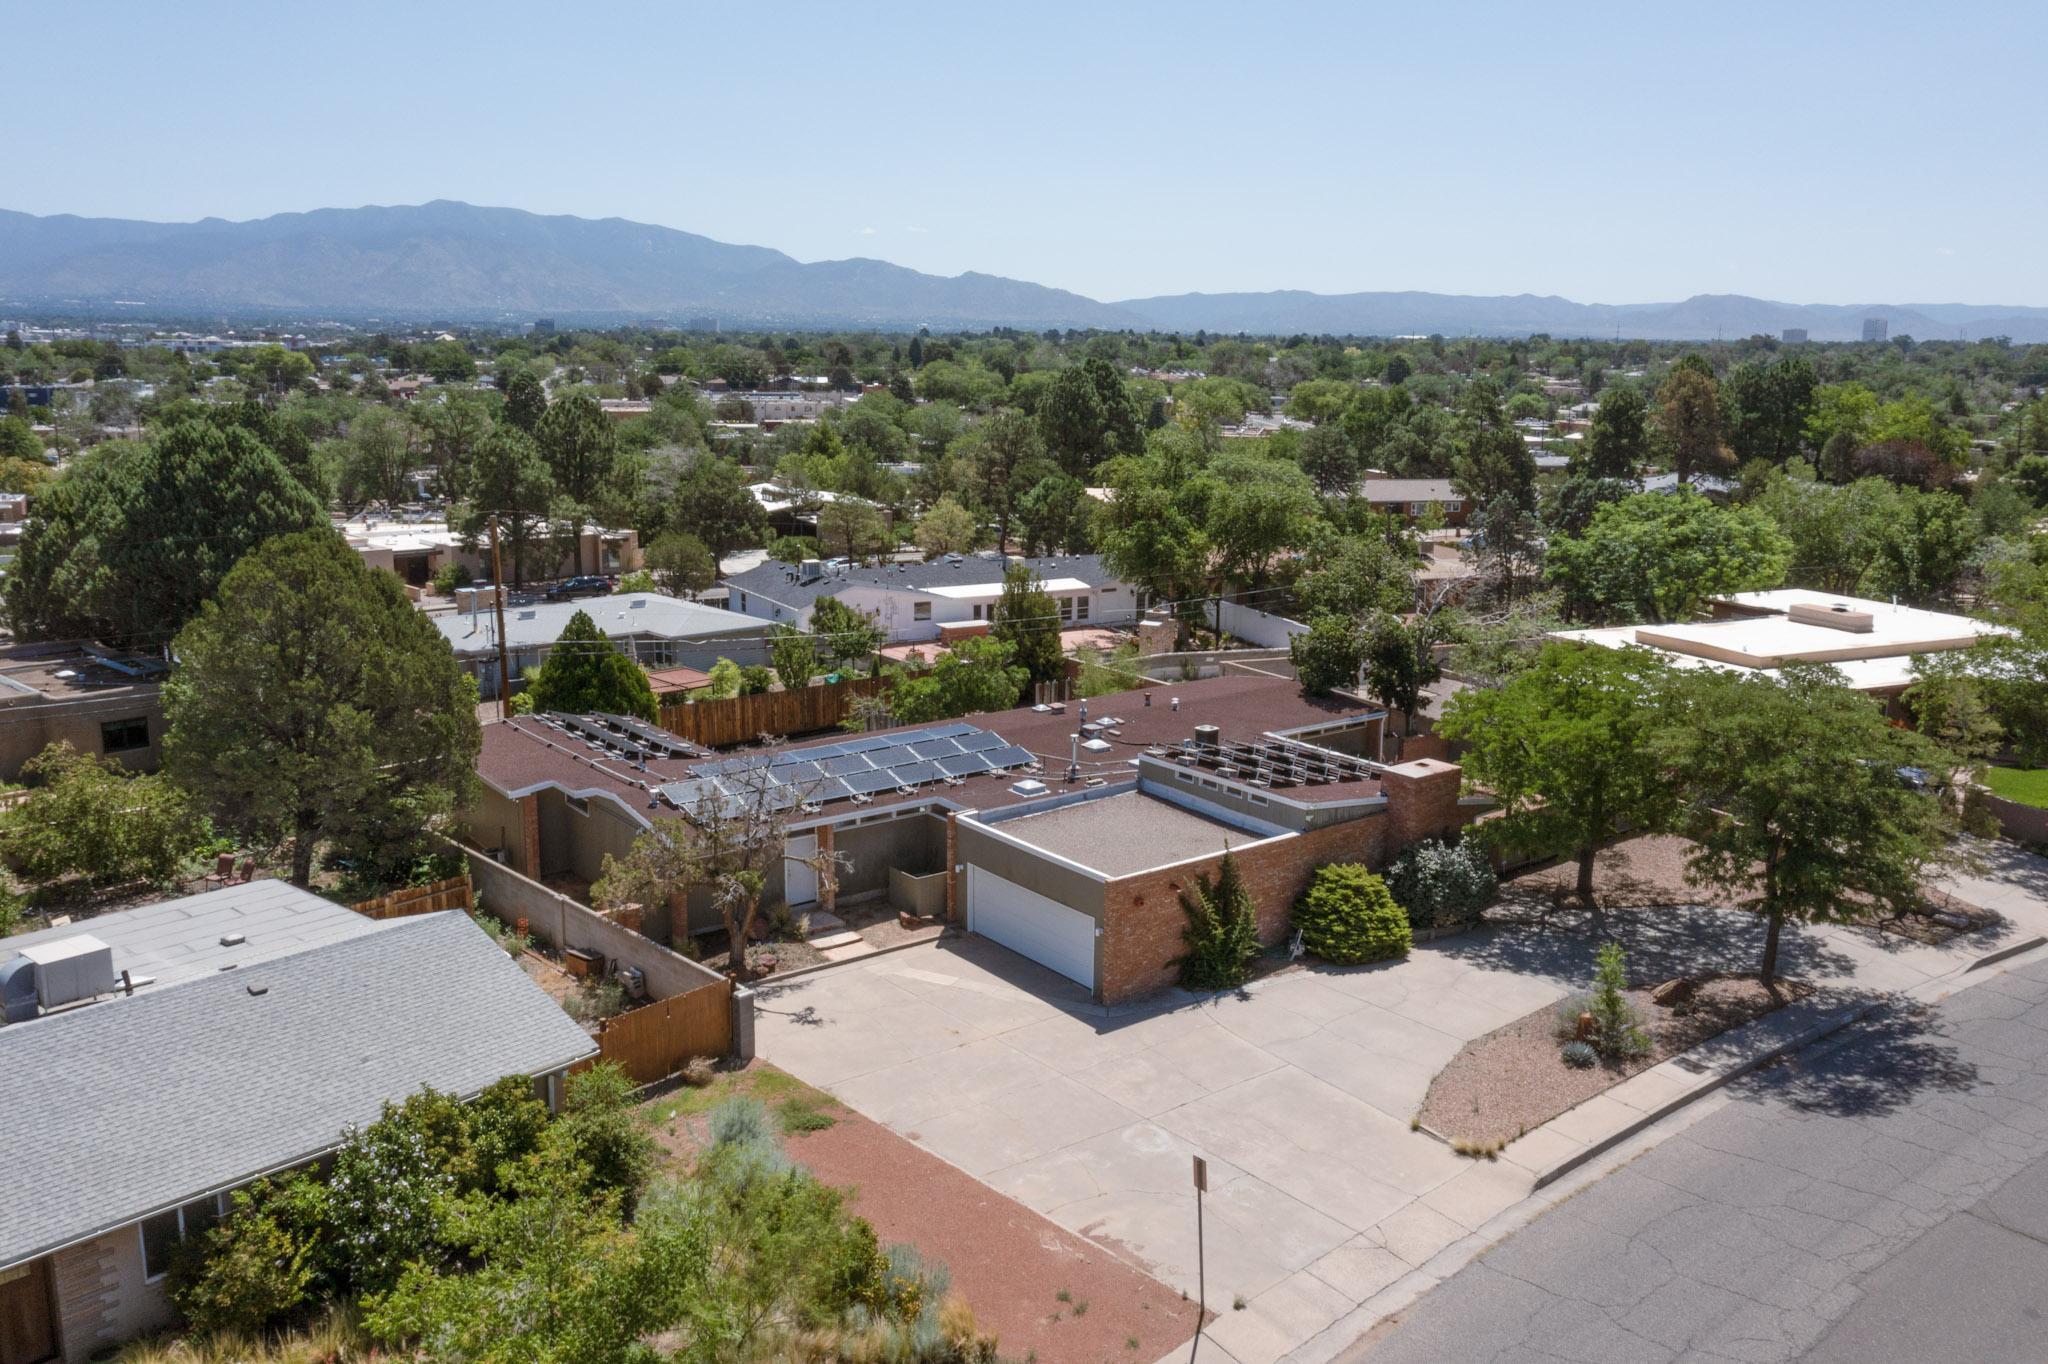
xmin=659 ymin=723 xmax=1039 ymax=815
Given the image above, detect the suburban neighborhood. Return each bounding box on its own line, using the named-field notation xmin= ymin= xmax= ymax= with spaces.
xmin=3 ymin=8 xmax=2048 ymax=1364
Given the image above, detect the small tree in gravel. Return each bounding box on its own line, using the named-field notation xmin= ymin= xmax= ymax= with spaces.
xmin=1588 ymin=942 xmax=1651 ymax=1058
xmin=1176 ymin=851 xmax=1260 ymax=990
xmin=1293 ymin=864 xmax=1412 ymax=965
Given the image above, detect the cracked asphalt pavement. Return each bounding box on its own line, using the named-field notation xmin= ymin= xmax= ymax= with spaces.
xmin=1352 ymin=955 xmax=2048 ymax=1363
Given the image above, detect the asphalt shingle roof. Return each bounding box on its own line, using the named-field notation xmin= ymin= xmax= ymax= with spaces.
xmin=721 ymin=553 xmax=1116 ymax=613
xmin=0 ymin=909 xmax=596 ymax=1268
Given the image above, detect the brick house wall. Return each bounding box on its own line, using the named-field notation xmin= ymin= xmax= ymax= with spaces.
xmin=1093 ymin=757 xmax=1471 ymax=1004
xmin=1097 ymin=817 xmax=1386 ymax=1005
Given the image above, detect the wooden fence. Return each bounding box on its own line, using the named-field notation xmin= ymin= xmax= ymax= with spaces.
xmin=350 ymin=874 xmax=473 ymax=920
xmin=657 ymin=675 xmax=888 ymax=748
xmin=591 ymin=981 xmax=735 ymax=1083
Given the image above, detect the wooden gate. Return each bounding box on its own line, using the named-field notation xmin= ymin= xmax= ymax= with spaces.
xmin=592 ymin=981 xmax=735 ymax=1083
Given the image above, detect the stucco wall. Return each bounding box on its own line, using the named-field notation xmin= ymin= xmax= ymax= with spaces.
xmin=831 ymin=813 xmax=947 ymax=901
xmin=0 ymin=698 xmax=164 ymax=783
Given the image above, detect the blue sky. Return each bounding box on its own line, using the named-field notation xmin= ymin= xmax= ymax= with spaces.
xmin=17 ymin=1 xmax=2045 ymax=305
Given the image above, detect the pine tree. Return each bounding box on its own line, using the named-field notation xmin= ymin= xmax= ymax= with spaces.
xmin=524 ymin=611 xmax=658 ymax=721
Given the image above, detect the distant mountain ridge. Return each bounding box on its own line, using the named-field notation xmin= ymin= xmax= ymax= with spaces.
xmin=2 ymin=201 xmax=2043 ymax=340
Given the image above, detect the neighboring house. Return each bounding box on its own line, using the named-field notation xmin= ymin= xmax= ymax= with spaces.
xmin=340 ymin=517 xmax=643 ymax=589
xmin=464 ymin=673 xmax=1474 ymax=1005
xmin=435 ymin=591 xmax=775 ymax=701
xmin=1357 ymin=477 xmax=1469 ymax=526
xmin=720 ymin=552 xmax=1134 ymax=643
xmin=0 ymin=884 xmax=594 ymax=1363
xmin=0 ymin=642 xmax=166 ymax=782
xmin=1552 ymin=588 xmax=2016 ymax=707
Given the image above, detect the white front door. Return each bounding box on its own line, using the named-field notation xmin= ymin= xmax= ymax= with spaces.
xmin=965 ymin=866 xmax=1097 ymax=989
xmin=785 ymin=834 xmax=819 ymax=907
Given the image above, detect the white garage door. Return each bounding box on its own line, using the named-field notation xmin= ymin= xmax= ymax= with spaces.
xmin=965 ymin=866 xmax=1096 ymax=989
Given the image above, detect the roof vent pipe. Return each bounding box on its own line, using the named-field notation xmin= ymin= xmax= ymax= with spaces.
xmin=1068 ymin=733 xmax=1080 ymax=784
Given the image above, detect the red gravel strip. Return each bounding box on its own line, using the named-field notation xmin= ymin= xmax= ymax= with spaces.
xmin=787 ymin=1105 xmax=1202 ymax=1363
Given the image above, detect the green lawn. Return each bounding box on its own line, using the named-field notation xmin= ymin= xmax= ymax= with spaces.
xmin=1984 ymin=767 xmax=2048 ymax=809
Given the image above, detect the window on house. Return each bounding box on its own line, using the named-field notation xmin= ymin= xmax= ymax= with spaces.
xmin=1075 ymin=597 xmax=1090 ymax=621
xmin=970 ymin=604 xmax=984 ymax=621
xmin=140 ymin=1196 xmax=226 ymax=1281
xmin=913 ymin=601 xmax=931 ymax=621
xmin=1447 ymin=500 xmax=1463 ymax=513
xmin=101 ymin=717 xmax=150 ymax=754
xmin=1058 ymin=597 xmax=1075 ymax=623
xmin=738 ymin=592 xmax=748 ymax=612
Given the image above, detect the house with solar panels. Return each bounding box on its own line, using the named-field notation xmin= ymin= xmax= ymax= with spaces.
xmin=464 ymin=673 xmax=1477 ymax=1005
xmin=718 ymin=552 xmax=1134 ymax=643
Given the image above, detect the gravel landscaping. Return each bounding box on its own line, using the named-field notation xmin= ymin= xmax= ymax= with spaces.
xmin=1419 ymin=974 xmax=1811 ymax=1146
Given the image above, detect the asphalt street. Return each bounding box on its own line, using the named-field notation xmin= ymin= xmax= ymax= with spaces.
xmin=1355 ymin=955 xmax=2048 ymax=1364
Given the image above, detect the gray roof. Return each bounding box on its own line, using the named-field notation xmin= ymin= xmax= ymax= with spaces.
xmin=0 ymin=908 xmax=595 ymax=1268
xmin=0 ymin=880 xmax=378 ymax=990
xmin=1359 ymin=479 xmax=1460 ymax=503
xmin=1638 ymin=472 xmax=1735 ymax=496
xmin=435 ymin=591 xmax=769 ymax=658
xmin=722 ymin=553 xmax=1117 ymax=614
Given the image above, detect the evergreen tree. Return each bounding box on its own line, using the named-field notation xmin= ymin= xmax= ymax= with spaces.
xmin=164 ymin=531 xmax=480 ymax=885
xmin=525 ymin=611 xmax=659 ymax=721
xmin=989 ymin=563 xmax=1062 ymax=695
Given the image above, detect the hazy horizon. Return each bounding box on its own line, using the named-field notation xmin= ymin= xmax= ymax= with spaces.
xmin=13 ymin=1 xmax=2047 ymax=308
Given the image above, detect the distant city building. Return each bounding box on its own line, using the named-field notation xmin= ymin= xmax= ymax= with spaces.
xmin=532 ymin=318 xmax=556 ymax=334
xmin=1862 ymin=318 xmax=1888 ymax=342
xmin=685 ymin=317 xmax=719 ymax=333
xmin=1781 ymin=328 xmax=1808 ymax=344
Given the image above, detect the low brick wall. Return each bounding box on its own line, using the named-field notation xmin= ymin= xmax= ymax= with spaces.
xmin=1097 ymin=816 xmax=1387 ymax=1005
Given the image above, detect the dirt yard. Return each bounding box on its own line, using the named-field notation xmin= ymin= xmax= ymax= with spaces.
xmin=1420 ymin=974 xmax=1810 ymax=1146
xmin=649 ymin=1064 xmax=1204 ymax=1363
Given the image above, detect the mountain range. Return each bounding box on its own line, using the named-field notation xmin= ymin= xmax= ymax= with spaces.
xmin=4 ymin=201 xmax=2045 ymax=342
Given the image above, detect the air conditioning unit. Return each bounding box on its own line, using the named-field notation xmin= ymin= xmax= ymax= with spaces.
xmin=20 ymin=935 xmax=116 ymax=1009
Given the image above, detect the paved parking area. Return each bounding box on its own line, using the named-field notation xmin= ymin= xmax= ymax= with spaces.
xmin=756 ymin=935 xmax=1569 ymax=1364
xmin=754 ymin=842 xmax=2048 ymax=1364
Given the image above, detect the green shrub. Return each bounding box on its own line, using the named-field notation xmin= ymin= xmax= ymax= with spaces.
xmin=0 ymin=742 xmax=203 ymax=886
xmin=546 ymin=1062 xmax=656 ymax=1213
xmin=739 ymin=663 xmax=775 ymax=695
xmin=1292 ymin=864 xmax=1412 ymax=965
xmin=168 ymin=1178 xmax=318 ymax=1335
xmin=708 ymin=1095 xmax=777 ymax=1149
xmin=430 ymin=560 xmax=473 ymax=594
xmin=1590 ymin=942 xmax=1651 ymax=1058
xmin=326 ymin=1106 xmax=457 ymax=1294
xmin=463 ymin=1075 xmax=551 ymax=1196
xmin=1560 ymin=1040 xmax=1598 ymax=1069
xmin=1175 ymin=851 xmax=1260 ymax=991
xmin=1386 ymin=838 xmax=1497 ymax=930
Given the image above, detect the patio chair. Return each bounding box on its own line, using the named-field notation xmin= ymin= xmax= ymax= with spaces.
xmin=200 ymin=852 xmax=235 ymax=890
xmin=232 ymin=856 xmax=259 ymax=884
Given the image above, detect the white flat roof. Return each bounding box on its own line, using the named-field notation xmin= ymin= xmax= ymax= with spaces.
xmin=923 ymin=576 xmax=1090 ymax=600
xmin=1553 ymin=590 xmax=2015 ymax=693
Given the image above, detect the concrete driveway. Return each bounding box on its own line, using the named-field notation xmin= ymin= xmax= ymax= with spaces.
xmin=755 ymin=934 xmax=1568 ymax=1364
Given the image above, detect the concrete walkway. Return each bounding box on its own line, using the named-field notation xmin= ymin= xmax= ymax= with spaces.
xmin=754 ymin=840 xmax=2048 ymax=1364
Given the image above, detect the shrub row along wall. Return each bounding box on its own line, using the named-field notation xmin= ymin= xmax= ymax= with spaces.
xmin=656 ymin=675 xmax=887 ymax=748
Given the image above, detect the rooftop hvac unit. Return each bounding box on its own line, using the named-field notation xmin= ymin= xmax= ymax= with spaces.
xmin=1192 ymin=724 xmax=1221 ymax=750
xmin=1 ymin=955 xmax=36 ymax=1023
xmin=19 ymin=934 xmax=116 ymax=1009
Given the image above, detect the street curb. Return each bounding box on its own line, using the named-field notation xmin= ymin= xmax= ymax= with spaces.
xmin=1966 ymin=934 xmax=2048 ymax=973
xmin=1531 ymin=998 xmax=1882 ymax=1190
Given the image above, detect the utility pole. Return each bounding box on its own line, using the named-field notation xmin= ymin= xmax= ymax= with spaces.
xmin=489 ymin=513 xmax=513 ymax=721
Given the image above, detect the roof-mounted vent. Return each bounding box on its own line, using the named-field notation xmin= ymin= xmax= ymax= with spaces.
xmin=1787 ymin=602 xmax=1874 ymax=633
xmin=218 ymin=933 xmax=246 ymax=947
xmin=1009 ymin=778 xmax=1050 ymax=798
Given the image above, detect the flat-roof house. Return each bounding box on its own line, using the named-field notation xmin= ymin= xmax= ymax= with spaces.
xmin=1551 ymin=589 xmax=2016 ymax=701
xmin=434 ymin=591 xmax=776 ymax=701
xmin=0 ymin=642 xmax=166 ymax=783
xmin=720 ymin=553 xmax=1133 ymax=644
xmin=464 ymin=674 xmax=1475 ymax=1005
xmin=341 ymin=518 xmax=643 ymax=589
xmin=0 ymin=883 xmax=594 ymax=1362
xmin=1357 ymin=477 xmax=1469 ymax=526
